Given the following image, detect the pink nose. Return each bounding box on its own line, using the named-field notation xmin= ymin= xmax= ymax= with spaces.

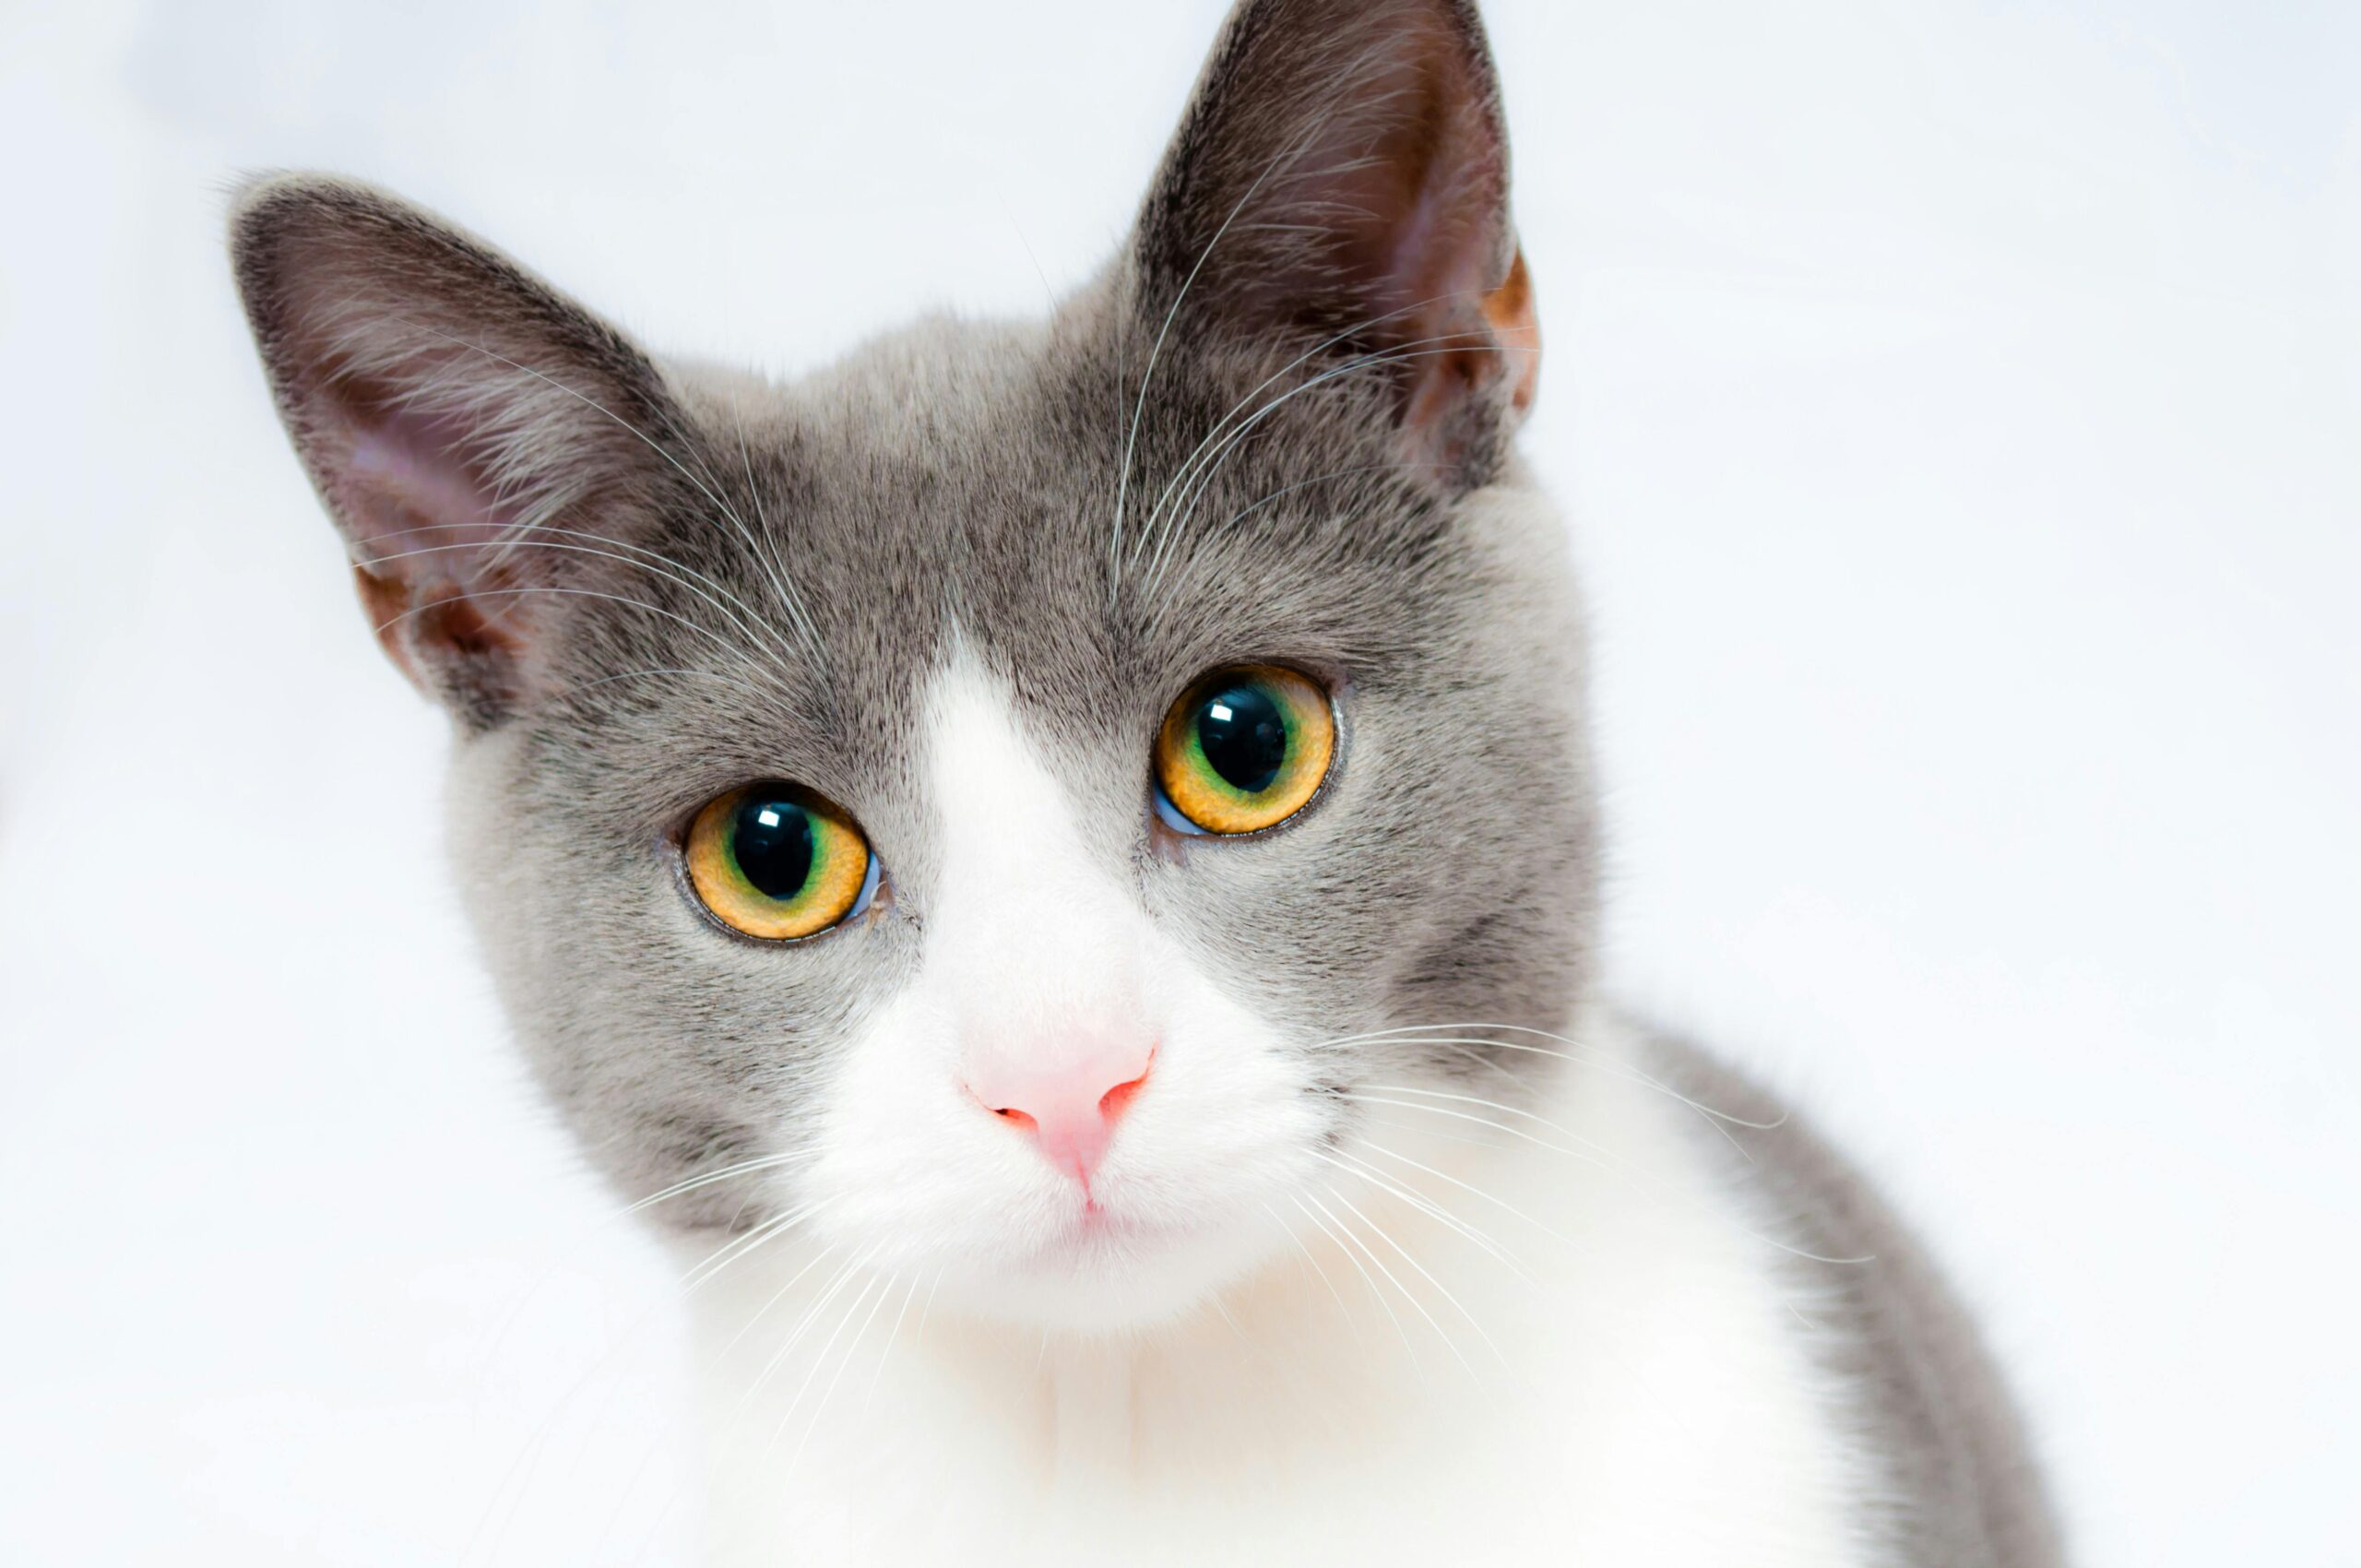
xmin=964 ymin=1040 xmax=1154 ymax=1187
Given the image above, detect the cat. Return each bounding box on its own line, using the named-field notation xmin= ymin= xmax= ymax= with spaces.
xmin=229 ymin=0 xmax=2062 ymax=1562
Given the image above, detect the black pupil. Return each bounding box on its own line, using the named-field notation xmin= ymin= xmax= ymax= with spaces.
xmin=731 ymin=794 xmax=817 ymax=900
xmin=1196 ymin=681 xmax=1289 ymax=794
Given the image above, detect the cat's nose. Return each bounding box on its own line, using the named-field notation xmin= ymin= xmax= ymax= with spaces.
xmin=962 ymin=1039 xmax=1154 ymax=1188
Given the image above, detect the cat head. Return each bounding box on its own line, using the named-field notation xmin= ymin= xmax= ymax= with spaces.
xmin=232 ymin=0 xmax=1596 ymax=1331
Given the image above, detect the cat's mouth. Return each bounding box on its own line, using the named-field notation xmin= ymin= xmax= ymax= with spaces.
xmin=1016 ymin=1195 xmax=1193 ymax=1273
xmin=1053 ymin=1199 xmax=1163 ymax=1248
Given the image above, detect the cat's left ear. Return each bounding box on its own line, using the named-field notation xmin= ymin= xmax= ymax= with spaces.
xmin=1131 ymin=0 xmax=1538 ymax=491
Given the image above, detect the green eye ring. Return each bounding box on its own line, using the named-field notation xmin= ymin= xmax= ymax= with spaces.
xmin=1154 ymin=664 xmax=1336 ymax=835
xmin=684 ymin=783 xmax=875 ymax=941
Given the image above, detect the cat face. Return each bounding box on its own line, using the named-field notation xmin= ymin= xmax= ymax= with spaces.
xmin=234 ymin=0 xmax=1596 ymax=1330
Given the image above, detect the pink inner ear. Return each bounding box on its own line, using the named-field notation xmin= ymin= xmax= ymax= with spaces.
xmin=1263 ymin=10 xmax=1509 ymax=317
xmin=327 ymin=398 xmax=543 ymax=704
xmin=339 ymin=403 xmax=520 ymax=576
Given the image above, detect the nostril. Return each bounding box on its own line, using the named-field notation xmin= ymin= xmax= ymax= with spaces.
xmin=991 ymin=1105 xmax=1038 ymax=1133
xmin=1097 ymin=1053 xmax=1153 ymax=1123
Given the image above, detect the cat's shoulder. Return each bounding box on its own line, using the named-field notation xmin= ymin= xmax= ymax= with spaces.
xmin=1628 ymin=1016 xmax=2068 ymax=1568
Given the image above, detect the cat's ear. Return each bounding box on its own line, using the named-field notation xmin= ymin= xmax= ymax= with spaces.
xmin=1132 ymin=0 xmax=1537 ymax=490
xmin=231 ymin=175 xmax=683 ymax=726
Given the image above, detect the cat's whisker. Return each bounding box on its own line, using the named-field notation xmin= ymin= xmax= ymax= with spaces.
xmin=764 ymin=1265 xmax=887 ymax=1458
xmin=1334 ymin=1091 xmax=1619 ymax=1171
xmin=712 ymin=1232 xmax=844 ymax=1362
xmin=730 ymin=1247 xmax=877 ymax=1442
xmin=677 ymin=1199 xmax=829 ymax=1294
xmin=675 ymin=1216 xmax=789 ymax=1294
xmin=1261 ymin=1197 xmax=1362 ymax=1338
xmin=752 ymin=1267 xmax=876 ymax=1455
xmin=1306 ymin=1146 xmax=1534 ymax=1286
xmin=1320 ymin=1180 xmax=1507 ymax=1378
xmin=1346 ymin=1095 xmax=1873 ymax=1270
xmin=1330 ymin=1021 xmax=1791 ymax=1131
xmin=1347 ymin=1088 xmax=1797 ymax=1257
xmin=914 ymin=1264 xmax=947 ymax=1350
xmin=621 ymin=1150 xmax=813 ymax=1218
xmin=784 ymin=1268 xmax=898 ymax=1473
xmin=1207 ymin=1291 xmax=1252 ymax=1347
xmin=1354 ymin=1110 xmax=1542 ymax=1159
xmin=1426 ymin=1039 xmax=1535 ymax=1097
xmin=1347 ymin=1139 xmax=1585 ymax=1255
xmin=1311 ymin=1023 xmax=1783 ymax=1166
xmin=860 ymin=1269 xmax=927 ymax=1419
xmin=1302 ymin=1186 xmax=1462 ymax=1384
xmin=1360 ymin=1081 xmax=1612 ymax=1153
xmin=1291 ymin=1192 xmax=1421 ymax=1380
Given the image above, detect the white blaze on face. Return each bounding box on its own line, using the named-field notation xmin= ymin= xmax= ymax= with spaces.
xmin=923 ymin=663 xmax=1155 ymax=1194
xmin=797 ymin=656 xmax=1324 ymax=1331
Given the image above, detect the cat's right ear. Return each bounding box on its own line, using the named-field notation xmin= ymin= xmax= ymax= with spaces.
xmin=230 ymin=175 xmax=683 ymax=727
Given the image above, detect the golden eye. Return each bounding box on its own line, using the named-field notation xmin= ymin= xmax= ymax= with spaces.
xmin=684 ymin=783 xmax=875 ymax=941
xmin=1155 ymin=664 xmax=1336 ymax=836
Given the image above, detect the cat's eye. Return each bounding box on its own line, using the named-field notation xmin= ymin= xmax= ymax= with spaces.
xmin=1154 ymin=664 xmax=1336 ymax=836
xmin=684 ymin=783 xmax=877 ymax=941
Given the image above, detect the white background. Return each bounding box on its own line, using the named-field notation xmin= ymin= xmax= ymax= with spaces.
xmin=2 ymin=0 xmax=2355 ymax=1562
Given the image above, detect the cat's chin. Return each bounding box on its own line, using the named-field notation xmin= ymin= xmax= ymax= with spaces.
xmin=936 ymin=1204 xmax=1283 ymax=1336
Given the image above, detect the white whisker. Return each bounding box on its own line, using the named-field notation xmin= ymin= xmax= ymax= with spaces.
xmin=622 ymin=1151 xmax=813 ymax=1219
xmin=861 ymin=1270 xmax=926 ymax=1418
xmin=1304 ymin=1186 xmax=1465 ymax=1382
xmin=762 ymin=1269 xmax=883 ymax=1456
xmin=1321 ymin=1181 xmax=1505 ymax=1377
xmin=1262 ymin=1197 xmax=1361 ymax=1336
xmin=1291 ymin=1192 xmax=1420 ymax=1380
xmin=1307 ymin=1146 xmax=1532 ymax=1284
xmin=785 ymin=1271 xmax=897 ymax=1471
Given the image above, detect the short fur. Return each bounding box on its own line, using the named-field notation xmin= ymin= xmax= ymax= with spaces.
xmin=229 ymin=1 xmax=2061 ymax=1562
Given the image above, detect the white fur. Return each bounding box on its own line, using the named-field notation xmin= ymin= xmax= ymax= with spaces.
xmin=678 ymin=660 xmax=1873 ymax=1566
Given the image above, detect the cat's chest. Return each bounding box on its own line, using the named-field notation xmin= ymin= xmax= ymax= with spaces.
xmin=685 ymin=1058 xmax=1872 ymax=1568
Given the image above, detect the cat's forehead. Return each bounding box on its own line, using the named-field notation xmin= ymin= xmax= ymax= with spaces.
xmin=652 ymin=310 xmax=1459 ymax=719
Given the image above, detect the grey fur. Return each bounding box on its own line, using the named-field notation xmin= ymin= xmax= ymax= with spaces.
xmin=1648 ymin=1026 xmax=2067 ymax=1564
xmin=228 ymin=0 xmax=2058 ymax=1560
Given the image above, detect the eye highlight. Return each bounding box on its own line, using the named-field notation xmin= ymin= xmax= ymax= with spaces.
xmin=684 ymin=783 xmax=875 ymax=941
xmin=1155 ymin=664 xmax=1336 ymax=836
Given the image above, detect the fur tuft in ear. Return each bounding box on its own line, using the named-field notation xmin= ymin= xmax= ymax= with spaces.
xmin=230 ymin=175 xmax=685 ymax=725
xmin=1133 ymin=0 xmax=1538 ymax=491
